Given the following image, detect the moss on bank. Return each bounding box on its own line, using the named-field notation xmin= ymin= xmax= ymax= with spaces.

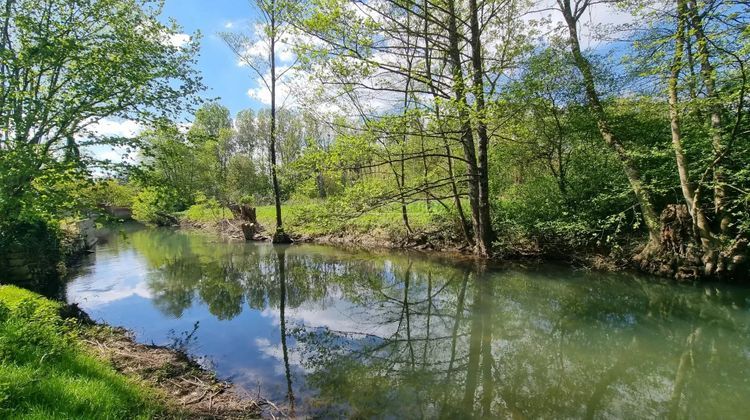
xmin=0 ymin=285 xmax=260 ymax=419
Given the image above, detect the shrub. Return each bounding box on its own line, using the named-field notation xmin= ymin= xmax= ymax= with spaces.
xmin=183 ymin=196 xmax=231 ymax=223
xmin=132 ymin=187 xmax=177 ymax=226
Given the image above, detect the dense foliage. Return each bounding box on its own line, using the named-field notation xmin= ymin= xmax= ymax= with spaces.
xmin=1 ymin=0 xmax=748 ymax=281
xmin=0 ymin=0 xmax=202 ymax=279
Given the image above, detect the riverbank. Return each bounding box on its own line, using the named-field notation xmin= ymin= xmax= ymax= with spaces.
xmin=178 ymin=202 xmax=631 ymax=273
xmin=178 ymin=201 xmax=750 ymax=281
xmin=0 ymin=285 xmax=263 ymax=419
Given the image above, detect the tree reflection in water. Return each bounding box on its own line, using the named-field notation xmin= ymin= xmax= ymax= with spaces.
xmin=95 ymin=228 xmax=750 ymax=418
xmin=276 ymin=246 xmax=295 ymax=416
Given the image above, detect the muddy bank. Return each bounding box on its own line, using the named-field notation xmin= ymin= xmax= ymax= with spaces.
xmin=67 ymin=306 xmax=287 ymax=419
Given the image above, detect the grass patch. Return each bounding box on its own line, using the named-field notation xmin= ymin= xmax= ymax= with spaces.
xmin=0 ymin=286 xmax=168 ymax=419
xmin=179 ymin=198 xmax=463 ymax=243
xmin=180 ymin=200 xmax=232 ymax=223
xmin=256 ymin=201 xmax=454 ymax=238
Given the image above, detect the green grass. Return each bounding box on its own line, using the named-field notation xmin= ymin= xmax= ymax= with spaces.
xmin=180 ymin=201 xmax=233 ymax=223
xmin=256 ymin=201 xmax=449 ymax=237
xmin=179 ymin=198 xmax=459 ymax=240
xmin=0 ymin=286 xmax=168 ymax=419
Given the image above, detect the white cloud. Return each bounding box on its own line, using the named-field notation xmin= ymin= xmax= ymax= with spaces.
xmin=67 ymin=251 xmax=153 ymax=309
xmin=78 ymin=118 xmax=143 ymax=164
xmin=246 ymin=66 xmax=293 ymax=106
xmin=165 ymin=32 xmax=191 ymax=48
xmin=224 ymin=21 xmax=234 ymax=29
xmin=236 ymin=37 xmax=296 ymax=66
xmin=89 ymin=118 xmax=144 ymax=138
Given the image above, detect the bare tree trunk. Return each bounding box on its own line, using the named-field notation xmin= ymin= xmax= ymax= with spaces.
xmin=269 ymin=1 xmax=290 ymax=243
xmin=420 ymin=4 xmax=473 ymax=246
xmin=468 ymin=0 xmax=495 ymax=256
xmin=399 ymin=26 xmax=416 ymax=235
xmin=401 ymin=153 xmax=413 ymax=234
xmin=445 ymin=141 xmax=473 ymax=246
xmin=446 ymin=0 xmax=488 ymax=256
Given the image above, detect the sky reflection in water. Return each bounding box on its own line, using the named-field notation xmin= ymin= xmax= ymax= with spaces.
xmin=66 ymin=225 xmax=750 ymax=418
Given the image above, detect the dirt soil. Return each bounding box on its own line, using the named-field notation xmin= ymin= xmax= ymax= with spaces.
xmin=79 ymin=324 xmax=288 ymax=419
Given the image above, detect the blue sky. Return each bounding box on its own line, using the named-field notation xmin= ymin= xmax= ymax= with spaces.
xmin=86 ymin=0 xmax=634 ymax=163
xmin=161 ymin=0 xmax=262 ymax=116
xmin=157 ymin=0 xmax=632 ymax=118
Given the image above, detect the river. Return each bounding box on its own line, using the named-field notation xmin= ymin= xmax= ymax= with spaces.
xmin=65 ymin=224 xmax=750 ymax=418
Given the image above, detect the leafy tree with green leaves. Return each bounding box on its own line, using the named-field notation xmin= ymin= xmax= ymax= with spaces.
xmin=222 ymin=0 xmax=299 ymax=243
xmin=0 ymin=0 xmax=203 ymax=281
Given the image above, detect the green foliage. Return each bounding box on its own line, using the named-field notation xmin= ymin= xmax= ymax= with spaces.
xmin=137 ymin=124 xmax=205 ymax=210
xmin=226 ymin=155 xmax=271 ymax=204
xmin=0 ymin=0 xmax=204 ymax=285
xmin=131 ymin=187 xmax=177 ymax=226
xmin=182 ymin=196 xmax=232 ymax=223
xmin=0 ymin=145 xmax=91 ymax=228
xmin=85 ymin=179 xmax=139 ymax=208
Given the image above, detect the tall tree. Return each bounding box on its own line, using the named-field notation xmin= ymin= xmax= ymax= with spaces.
xmin=222 ymin=0 xmax=297 ymax=243
xmin=293 ymin=0 xmax=526 ymax=256
xmin=627 ymin=0 xmax=750 ymax=277
xmin=189 ymin=102 xmax=234 ymax=201
xmin=556 ymin=0 xmax=662 ymax=249
xmin=0 ymin=0 xmax=203 ymax=223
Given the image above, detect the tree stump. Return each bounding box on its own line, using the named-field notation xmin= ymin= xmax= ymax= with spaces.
xmin=229 ymin=204 xmax=262 ymax=241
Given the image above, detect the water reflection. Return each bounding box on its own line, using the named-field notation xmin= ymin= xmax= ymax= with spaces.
xmin=66 ymin=226 xmax=750 ymax=418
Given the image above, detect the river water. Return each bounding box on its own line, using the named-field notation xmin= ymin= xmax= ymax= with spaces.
xmin=65 ymin=224 xmax=750 ymax=418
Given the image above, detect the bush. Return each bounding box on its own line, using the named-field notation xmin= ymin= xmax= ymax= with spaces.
xmin=0 ymin=219 xmax=63 ymax=288
xmin=182 ymin=196 xmax=231 ymax=223
xmin=131 ymin=187 xmax=177 ymax=226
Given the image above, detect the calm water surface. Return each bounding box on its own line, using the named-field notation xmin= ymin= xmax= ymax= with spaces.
xmin=65 ymin=225 xmax=750 ymax=418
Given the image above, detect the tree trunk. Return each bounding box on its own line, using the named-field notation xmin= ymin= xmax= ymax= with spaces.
xmin=420 ymin=5 xmax=473 ymax=247
xmin=468 ymin=0 xmax=494 ymax=256
xmin=687 ymin=0 xmax=730 ymax=234
xmin=667 ymin=0 xmax=718 ymax=266
xmin=559 ymin=0 xmax=661 ymax=246
xmin=269 ymin=4 xmax=290 ymax=244
xmin=446 ymin=0 xmax=489 ymax=256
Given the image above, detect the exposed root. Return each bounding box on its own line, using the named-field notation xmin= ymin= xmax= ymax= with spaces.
xmin=633 ymin=204 xmax=749 ymax=281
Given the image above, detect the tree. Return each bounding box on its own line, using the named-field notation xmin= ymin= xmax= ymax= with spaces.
xmin=222 ymin=0 xmax=298 ymax=243
xmin=625 ymin=0 xmax=750 ymax=277
xmin=0 ymin=0 xmax=203 ymax=221
xmin=189 ymin=102 xmax=234 ymax=201
xmin=234 ymin=109 xmax=259 ymax=157
xmin=293 ymin=0 xmax=529 ymax=256
xmin=556 ymin=0 xmax=662 ymax=250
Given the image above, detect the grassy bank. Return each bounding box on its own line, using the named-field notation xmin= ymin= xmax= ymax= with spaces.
xmin=178 ymin=200 xmax=636 ymax=271
xmin=181 ymin=200 xmax=463 ymax=247
xmin=0 ymin=285 xmax=166 ymax=419
xmin=0 ymin=286 xmax=259 ymax=419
